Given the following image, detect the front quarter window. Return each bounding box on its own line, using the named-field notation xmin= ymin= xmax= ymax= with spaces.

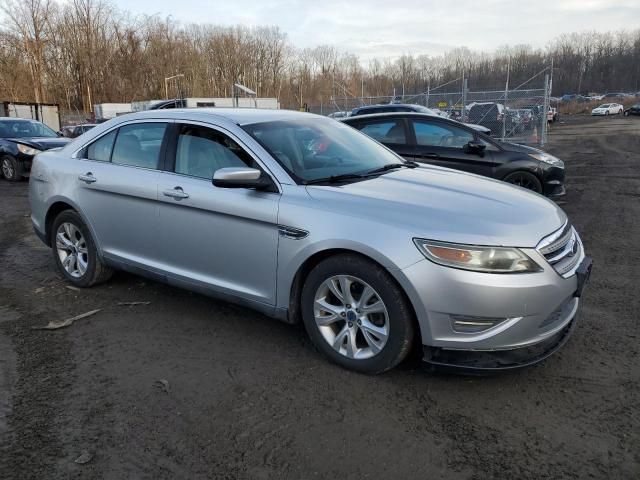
xmin=242 ymin=117 xmax=403 ymax=183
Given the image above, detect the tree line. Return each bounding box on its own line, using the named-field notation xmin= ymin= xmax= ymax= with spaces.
xmin=0 ymin=0 xmax=638 ymax=114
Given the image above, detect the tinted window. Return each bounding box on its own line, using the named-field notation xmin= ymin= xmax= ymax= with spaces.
xmin=174 ymin=124 xmax=256 ymax=180
xmin=86 ymin=130 xmax=117 ymax=161
xmin=412 ymin=121 xmax=473 ymax=148
xmin=356 ymin=120 xmax=406 ymax=144
xmin=111 ymin=123 xmax=167 ymax=169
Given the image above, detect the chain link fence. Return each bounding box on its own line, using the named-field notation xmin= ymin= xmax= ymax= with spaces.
xmin=314 ymin=73 xmax=552 ymax=146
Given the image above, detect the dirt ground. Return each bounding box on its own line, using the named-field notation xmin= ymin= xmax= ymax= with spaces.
xmin=0 ymin=115 xmax=638 ymax=480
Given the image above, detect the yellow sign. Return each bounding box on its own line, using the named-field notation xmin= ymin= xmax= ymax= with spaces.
xmin=437 ymin=101 xmax=448 ymax=108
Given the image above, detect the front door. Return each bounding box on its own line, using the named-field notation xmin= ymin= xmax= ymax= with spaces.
xmin=409 ymin=119 xmax=496 ymax=176
xmin=156 ymin=122 xmax=280 ymax=306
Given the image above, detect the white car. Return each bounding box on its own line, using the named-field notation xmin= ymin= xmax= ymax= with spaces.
xmin=591 ymin=103 xmax=624 ymax=116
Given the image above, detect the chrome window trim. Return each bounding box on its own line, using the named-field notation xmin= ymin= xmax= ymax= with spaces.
xmin=71 ymin=118 xmax=174 ymax=159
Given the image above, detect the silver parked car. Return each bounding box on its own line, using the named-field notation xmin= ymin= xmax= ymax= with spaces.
xmin=29 ymin=109 xmax=592 ymax=374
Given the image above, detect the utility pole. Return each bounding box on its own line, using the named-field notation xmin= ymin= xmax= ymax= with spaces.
xmin=164 ymin=74 xmax=184 ymax=100
xmin=503 ymin=56 xmax=511 ymax=140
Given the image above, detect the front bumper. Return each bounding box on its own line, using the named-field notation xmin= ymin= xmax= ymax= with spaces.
xmin=423 ymin=316 xmax=578 ymax=373
xmin=541 ymin=165 xmax=566 ymax=197
xmin=396 ymin=250 xmax=592 ymax=371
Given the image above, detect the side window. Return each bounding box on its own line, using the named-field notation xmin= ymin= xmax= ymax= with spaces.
xmin=412 ymin=121 xmax=474 ymax=148
xmin=86 ymin=130 xmax=117 ymax=162
xmin=356 ymin=120 xmax=406 ymax=144
xmin=111 ymin=123 xmax=167 ymax=169
xmin=174 ymin=124 xmax=257 ymax=180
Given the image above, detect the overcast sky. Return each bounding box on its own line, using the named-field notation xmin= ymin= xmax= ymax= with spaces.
xmin=114 ymin=0 xmax=640 ymax=59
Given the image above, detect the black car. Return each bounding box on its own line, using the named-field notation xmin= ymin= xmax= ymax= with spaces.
xmin=60 ymin=123 xmax=97 ymax=138
xmin=341 ymin=112 xmax=565 ymax=197
xmin=624 ymin=104 xmax=640 ymax=116
xmin=0 ymin=118 xmax=70 ymax=181
xmin=467 ymin=102 xmax=516 ymax=136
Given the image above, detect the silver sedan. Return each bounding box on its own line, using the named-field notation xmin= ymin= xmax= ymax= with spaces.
xmin=29 ymin=109 xmax=591 ymax=374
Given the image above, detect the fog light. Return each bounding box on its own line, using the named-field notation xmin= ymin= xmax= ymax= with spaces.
xmin=450 ymin=315 xmax=508 ymax=333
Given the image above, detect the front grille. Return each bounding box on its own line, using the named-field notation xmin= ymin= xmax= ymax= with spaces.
xmin=537 ymin=222 xmax=583 ymax=277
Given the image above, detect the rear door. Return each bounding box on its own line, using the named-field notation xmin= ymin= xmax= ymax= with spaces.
xmin=156 ymin=121 xmax=280 ymax=305
xmin=409 ymin=118 xmax=498 ymax=176
xmin=73 ymin=120 xmax=168 ymax=267
xmin=349 ymin=117 xmax=414 ymax=160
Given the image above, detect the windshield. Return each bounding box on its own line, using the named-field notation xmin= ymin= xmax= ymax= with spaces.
xmin=0 ymin=120 xmax=58 ymax=138
xmin=243 ymin=117 xmax=404 ymax=183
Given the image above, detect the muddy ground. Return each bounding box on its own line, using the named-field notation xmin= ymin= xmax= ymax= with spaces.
xmin=0 ymin=115 xmax=638 ymax=479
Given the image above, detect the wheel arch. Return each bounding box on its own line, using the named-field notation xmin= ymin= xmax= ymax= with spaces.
xmin=43 ymin=198 xmax=102 ymax=256
xmin=286 ymin=247 xmax=422 ymax=345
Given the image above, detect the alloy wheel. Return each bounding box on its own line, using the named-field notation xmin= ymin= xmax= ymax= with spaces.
xmin=506 ymin=172 xmax=542 ymax=193
xmin=1 ymin=158 xmax=14 ymax=179
xmin=313 ymin=275 xmax=389 ymax=360
xmin=55 ymin=222 xmax=88 ymax=278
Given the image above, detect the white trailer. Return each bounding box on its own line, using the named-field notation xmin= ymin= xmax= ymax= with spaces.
xmin=93 ymin=103 xmax=132 ymax=120
xmin=0 ymin=102 xmax=61 ymax=131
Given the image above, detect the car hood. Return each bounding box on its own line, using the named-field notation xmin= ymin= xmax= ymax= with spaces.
xmin=497 ymin=141 xmax=543 ymax=155
xmin=305 ymin=166 xmax=566 ymax=248
xmin=6 ymin=137 xmax=70 ymax=150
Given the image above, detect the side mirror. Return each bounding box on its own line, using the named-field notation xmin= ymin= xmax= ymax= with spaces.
xmin=212 ymin=167 xmax=272 ymax=190
xmin=464 ymin=140 xmax=486 ymax=157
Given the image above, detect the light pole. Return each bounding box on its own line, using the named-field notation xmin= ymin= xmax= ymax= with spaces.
xmin=164 ymin=74 xmax=184 ymax=99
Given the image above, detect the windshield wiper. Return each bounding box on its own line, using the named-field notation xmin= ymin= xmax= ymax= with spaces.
xmin=304 ymin=161 xmax=420 ymax=185
xmin=366 ymin=161 xmax=419 ymax=175
xmin=303 ymin=172 xmax=369 ymax=185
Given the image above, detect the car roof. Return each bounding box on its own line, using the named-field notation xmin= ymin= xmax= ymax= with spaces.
xmin=352 ymin=103 xmax=423 ymax=111
xmin=108 ymin=108 xmax=318 ymax=126
xmin=340 ymin=111 xmax=460 ymax=125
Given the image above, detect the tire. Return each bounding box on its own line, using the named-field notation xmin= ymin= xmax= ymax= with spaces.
xmin=605 ymin=111 xmax=609 ymax=116
xmin=624 ymin=111 xmax=629 ymax=116
xmin=300 ymin=254 xmax=415 ymax=374
xmin=503 ymin=171 xmax=543 ymax=194
xmin=1 ymin=155 xmax=21 ymax=182
xmin=50 ymin=210 xmax=113 ymax=287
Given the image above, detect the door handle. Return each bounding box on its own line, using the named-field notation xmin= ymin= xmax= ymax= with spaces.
xmin=78 ymin=173 xmax=96 ymax=184
xmin=163 ymin=187 xmax=189 ymax=199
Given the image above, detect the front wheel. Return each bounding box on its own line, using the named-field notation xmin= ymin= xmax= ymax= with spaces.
xmin=605 ymin=111 xmax=610 ymax=116
xmin=1 ymin=155 xmax=21 ymax=182
xmin=301 ymin=254 xmax=415 ymax=374
xmin=503 ymin=171 xmax=543 ymax=194
xmin=50 ymin=210 xmax=113 ymax=287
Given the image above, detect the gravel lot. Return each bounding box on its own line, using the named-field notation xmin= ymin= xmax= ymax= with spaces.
xmin=0 ymin=115 xmax=638 ymax=479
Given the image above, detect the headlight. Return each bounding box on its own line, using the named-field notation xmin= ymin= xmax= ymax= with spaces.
xmin=413 ymin=239 xmax=542 ymax=273
xmin=17 ymin=144 xmax=41 ymax=156
xmin=529 ymin=152 xmax=564 ymax=168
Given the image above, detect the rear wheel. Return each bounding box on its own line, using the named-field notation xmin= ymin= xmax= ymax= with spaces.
xmin=301 ymin=254 xmax=415 ymax=374
xmin=503 ymin=171 xmax=543 ymax=194
xmin=50 ymin=210 xmax=113 ymax=287
xmin=1 ymin=155 xmax=20 ymax=182
xmin=605 ymin=111 xmax=610 ymax=116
